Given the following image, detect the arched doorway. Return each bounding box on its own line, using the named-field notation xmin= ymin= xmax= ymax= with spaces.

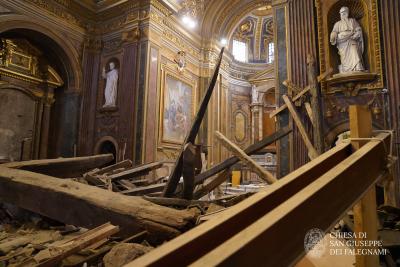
xmin=94 ymin=137 xmax=119 ymax=165
xmin=0 ymin=22 xmax=82 ymax=160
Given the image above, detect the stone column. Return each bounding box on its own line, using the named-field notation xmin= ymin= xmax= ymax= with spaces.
xmin=39 ymin=86 xmax=54 ymax=159
xmin=273 ymin=0 xmax=290 ymax=178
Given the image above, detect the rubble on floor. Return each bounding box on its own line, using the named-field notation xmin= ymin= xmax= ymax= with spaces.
xmin=0 ymin=156 xmax=256 ymax=266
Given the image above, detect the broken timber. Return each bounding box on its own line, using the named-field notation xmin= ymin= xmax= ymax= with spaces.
xmin=128 ymin=131 xmax=391 ymax=267
xmin=1 ymin=154 xmax=114 ymax=178
xmin=282 ymin=95 xmax=318 ymax=160
xmin=194 ymin=127 xmax=291 ymax=184
xmin=108 ymin=161 xmax=164 ymax=181
xmin=0 ymin=167 xmax=196 ymax=240
xmin=163 ymin=48 xmax=225 ymax=197
xmin=269 ymin=67 xmax=333 ymax=119
xmin=34 ymin=222 xmax=119 ymax=267
xmin=215 ymin=131 xmax=276 ymax=184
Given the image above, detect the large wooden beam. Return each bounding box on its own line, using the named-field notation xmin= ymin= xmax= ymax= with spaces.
xmin=189 ymin=134 xmax=389 ymax=267
xmin=350 ymin=105 xmax=379 ymax=267
xmin=126 ymin=142 xmax=353 ymax=267
xmin=215 ymin=131 xmax=277 ymax=184
xmin=163 ymin=49 xmax=224 ymax=197
xmin=1 ymin=154 xmax=114 ymax=178
xmin=0 ymin=167 xmax=196 ymax=241
xmin=282 ymin=95 xmax=319 ymax=159
xmin=163 ymin=48 xmax=225 ymax=197
xmin=194 ymin=127 xmax=291 ymax=184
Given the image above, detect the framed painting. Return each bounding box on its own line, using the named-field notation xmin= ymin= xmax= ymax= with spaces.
xmin=159 ymin=68 xmax=195 ymax=147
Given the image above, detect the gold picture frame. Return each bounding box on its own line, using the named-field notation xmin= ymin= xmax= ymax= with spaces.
xmin=158 ymin=65 xmax=196 ymax=148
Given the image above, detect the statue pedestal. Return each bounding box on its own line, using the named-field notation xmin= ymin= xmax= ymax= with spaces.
xmin=99 ymin=106 xmax=118 ymax=113
xmin=327 ymin=72 xmax=377 ymax=96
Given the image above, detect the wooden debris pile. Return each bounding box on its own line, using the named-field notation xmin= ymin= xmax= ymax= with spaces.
xmin=0 ymin=204 xmax=157 ymax=267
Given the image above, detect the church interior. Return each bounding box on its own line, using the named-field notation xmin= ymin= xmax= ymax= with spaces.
xmin=0 ymin=0 xmax=399 ymax=266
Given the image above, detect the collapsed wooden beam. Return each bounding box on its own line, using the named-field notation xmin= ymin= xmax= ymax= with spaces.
xmin=108 ymin=162 xmax=164 ymax=181
xmin=193 ymin=169 xmax=230 ymax=199
xmin=282 ymin=95 xmax=319 ymax=159
xmin=269 ymin=68 xmax=332 ymax=119
xmin=121 ymin=183 xmax=166 ymax=196
xmin=194 ymin=127 xmax=291 ymax=184
xmin=189 ymin=133 xmax=389 ymax=267
xmin=269 ymin=86 xmax=310 ymax=118
xmin=215 ymin=131 xmax=277 ymax=184
xmin=126 ymin=141 xmax=353 ymax=266
xmin=163 ymin=48 xmax=225 ymax=197
xmin=1 ymin=154 xmax=114 ymax=178
xmin=0 ymin=167 xmax=196 ymax=241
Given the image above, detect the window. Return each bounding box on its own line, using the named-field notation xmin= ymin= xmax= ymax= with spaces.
xmin=232 ymin=39 xmax=247 ymax=62
xmin=268 ymin=42 xmax=274 ymax=63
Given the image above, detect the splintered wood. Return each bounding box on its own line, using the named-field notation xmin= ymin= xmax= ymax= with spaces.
xmin=34 ymin=223 xmax=119 ymax=267
xmin=0 ymin=166 xmax=197 ymax=240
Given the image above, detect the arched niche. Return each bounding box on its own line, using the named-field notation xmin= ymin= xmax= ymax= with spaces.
xmin=0 ymin=19 xmax=83 ymax=158
xmin=315 ymin=0 xmax=383 ymax=93
xmin=324 ymin=119 xmax=383 ymax=148
xmin=0 ymin=85 xmax=39 ymax=161
xmin=327 ymin=0 xmax=370 ymax=72
xmin=94 ymin=136 xmax=119 ymax=164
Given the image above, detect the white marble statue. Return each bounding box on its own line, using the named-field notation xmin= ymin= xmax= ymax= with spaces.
xmin=330 ymin=6 xmax=365 ymax=74
xmin=102 ymin=62 xmax=118 ymax=107
xmin=251 ymin=85 xmax=259 ymax=104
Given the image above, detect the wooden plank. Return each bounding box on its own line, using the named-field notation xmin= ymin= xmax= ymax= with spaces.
xmin=88 ymin=159 xmax=132 ymax=176
xmin=304 ymin=102 xmax=314 ymax=127
xmin=126 ymin=142 xmax=353 ymax=267
xmin=269 ymin=86 xmax=310 ymax=118
xmin=121 ymin=183 xmax=166 ymax=196
xmin=349 ymin=105 xmax=379 ymax=267
xmin=182 ymin=143 xmax=197 ymax=200
xmin=189 ymin=134 xmax=389 ymax=267
xmin=283 ymin=95 xmax=319 ymax=159
xmin=163 ymin=48 xmax=225 ymax=197
xmin=1 ymin=154 xmax=114 ymax=178
xmin=193 ymin=170 xmax=230 ymax=199
xmin=215 ymin=131 xmax=276 ymax=184
xmin=194 ymin=127 xmax=291 ymax=184
xmin=0 ymin=167 xmax=196 ymax=240
xmin=108 ymin=161 xmax=164 ymax=181
xmin=35 ymin=223 xmax=119 ymax=267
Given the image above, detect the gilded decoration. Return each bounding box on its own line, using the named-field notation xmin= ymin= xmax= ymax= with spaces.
xmin=315 ymin=0 xmax=383 ymax=95
xmin=159 ymin=64 xmax=196 ymax=149
xmin=0 ymin=39 xmax=63 ymax=87
xmin=27 ymin=0 xmax=86 ymax=28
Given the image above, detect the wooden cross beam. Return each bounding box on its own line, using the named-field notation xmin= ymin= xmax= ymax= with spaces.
xmin=194 ymin=127 xmax=291 ymax=184
xmin=163 ymin=48 xmax=225 ymax=197
xmin=282 ymin=95 xmax=318 ymax=160
xmin=269 ymin=68 xmax=333 ymax=119
xmin=214 ymin=131 xmax=277 ymax=184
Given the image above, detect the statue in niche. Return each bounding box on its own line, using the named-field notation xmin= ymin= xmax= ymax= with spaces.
xmin=330 ymin=6 xmax=365 ymax=74
xmin=102 ymin=61 xmax=118 ymax=107
xmin=251 ymin=85 xmax=259 ymax=104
